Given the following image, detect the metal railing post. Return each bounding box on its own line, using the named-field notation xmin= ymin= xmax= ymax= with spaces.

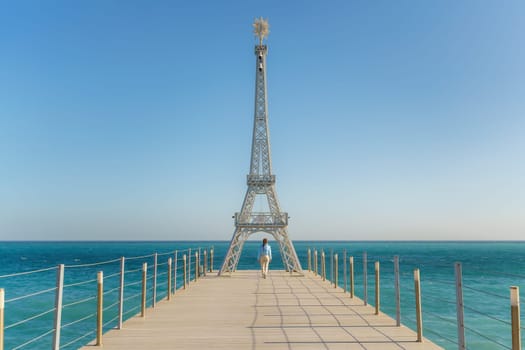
xmin=167 ymin=258 xmax=172 ymax=301
xmin=314 ymin=250 xmax=318 ymax=275
xmin=188 ymin=249 xmax=191 ymax=286
xmin=141 ymin=263 xmax=147 ymax=317
xmin=334 ymin=254 xmax=338 ymax=288
xmin=52 ymin=264 xmax=64 ymax=350
xmin=414 ymin=268 xmax=423 ymax=342
xmin=511 ymin=286 xmax=521 ymax=350
xmin=455 ymin=262 xmax=466 ymax=350
xmin=0 ymin=288 xmax=4 ymax=350
xmin=203 ymin=250 xmax=207 ymax=277
xmin=349 ymin=256 xmax=354 ymax=298
xmin=307 ymin=249 xmax=311 ymax=272
xmin=195 ymin=252 xmax=199 ymax=282
xmin=210 ymin=248 xmax=213 ymax=273
xmin=375 ymin=261 xmax=380 ymax=315
xmin=96 ymin=271 xmax=103 ymax=346
xmin=394 ymin=256 xmax=400 ymax=326
xmin=174 ymin=251 xmax=178 ymax=294
xmin=183 ymin=255 xmax=187 ymax=289
xmin=330 ymin=249 xmax=333 ymax=282
xmin=118 ymin=257 xmax=125 ymax=330
xmin=363 ymin=252 xmax=368 ymax=305
xmin=321 ymin=251 xmax=326 ymax=281
xmin=319 ymin=251 xmax=322 ymax=279
xmin=319 ymin=250 xmax=323 ymax=279
xmin=343 ymin=249 xmax=347 ymax=293
xmin=153 ymin=253 xmax=158 ymax=308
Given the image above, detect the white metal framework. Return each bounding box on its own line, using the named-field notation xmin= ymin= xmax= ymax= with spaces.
xmin=219 ymin=19 xmax=302 ymax=275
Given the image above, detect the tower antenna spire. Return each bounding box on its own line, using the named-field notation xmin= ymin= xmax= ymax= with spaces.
xmin=253 ymin=17 xmax=269 ymax=45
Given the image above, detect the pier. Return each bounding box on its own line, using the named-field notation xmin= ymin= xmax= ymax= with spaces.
xmin=1 ymin=244 xmax=523 ymax=349
xmin=80 ymin=270 xmax=442 ymax=350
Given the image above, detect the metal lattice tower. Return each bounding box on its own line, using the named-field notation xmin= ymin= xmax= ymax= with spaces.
xmin=218 ymin=19 xmax=302 ymax=276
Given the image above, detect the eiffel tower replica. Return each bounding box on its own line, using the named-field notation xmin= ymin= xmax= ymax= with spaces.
xmin=219 ymin=18 xmax=303 ymax=276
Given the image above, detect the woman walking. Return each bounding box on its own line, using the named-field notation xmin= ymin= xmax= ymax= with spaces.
xmin=258 ymin=238 xmax=272 ymax=278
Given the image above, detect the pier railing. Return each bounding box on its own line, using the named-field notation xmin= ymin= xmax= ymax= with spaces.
xmin=304 ymin=247 xmax=523 ymax=350
xmin=1 ymin=244 xmax=524 ymax=350
xmin=0 ymin=245 xmax=214 ymax=350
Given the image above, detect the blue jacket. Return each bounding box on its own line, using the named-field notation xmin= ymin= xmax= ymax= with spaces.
xmin=258 ymin=244 xmax=272 ymax=260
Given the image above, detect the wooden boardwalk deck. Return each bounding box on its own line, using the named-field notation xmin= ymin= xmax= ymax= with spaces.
xmin=81 ymin=270 xmax=443 ymax=349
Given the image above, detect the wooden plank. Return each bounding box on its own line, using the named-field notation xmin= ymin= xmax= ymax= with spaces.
xmin=81 ymin=270 xmax=443 ymax=349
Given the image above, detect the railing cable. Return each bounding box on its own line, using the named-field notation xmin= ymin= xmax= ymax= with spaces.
xmin=5 ymin=286 xmax=56 ymax=303
xmin=12 ymin=328 xmax=55 ymax=350
xmin=124 ymin=267 xmax=143 ymax=274
xmin=62 ymin=295 xmax=96 ymax=309
xmin=63 ymin=278 xmax=97 ymax=288
xmin=424 ymin=327 xmax=459 ymax=346
xmin=424 ymin=293 xmax=456 ymax=306
xmin=104 ymin=271 xmax=121 ymax=280
xmin=60 ymin=330 xmax=95 ymax=349
xmin=65 ymin=258 xmax=121 ymax=268
xmin=424 ymin=278 xmax=455 ymax=287
xmin=0 ymin=266 xmax=57 ymax=279
xmin=425 ymin=309 xmax=457 ymax=326
xmin=5 ymin=307 xmax=56 ymax=330
xmin=103 ymin=286 xmax=120 ymax=296
xmin=126 ymin=253 xmax=155 ymax=261
xmin=467 ymin=266 xmax=525 ymax=279
xmin=464 ymin=325 xmax=511 ymax=349
xmin=123 ymin=292 xmax=142 ymax=302
xmin=61 ymin=312 xmax=96 ymax=329
xmin=123 ymin=304 xmax=141 ymax=317
xmin=103 ymin=300 xmax=120 ymax=312
xmin=123 ymin=279 xmax=142 ymax=288
xmin=462 ymin=284 xmax=508 ymax=300
xmin=463 ymin=305 xmax=511 ymax=325
xmin=103 ymin=314 xmax=119 ymax=328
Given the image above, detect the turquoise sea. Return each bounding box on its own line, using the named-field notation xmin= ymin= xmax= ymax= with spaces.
xmin=1 ymin=241 xmax=524 ymax=349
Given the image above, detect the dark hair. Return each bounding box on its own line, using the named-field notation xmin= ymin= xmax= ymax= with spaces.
xmin=262 ymin=238 xmax=268 ymax=246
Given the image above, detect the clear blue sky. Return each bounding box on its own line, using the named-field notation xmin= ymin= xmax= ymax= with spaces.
xmin=1 ymin=1 xmax=523 ymax=241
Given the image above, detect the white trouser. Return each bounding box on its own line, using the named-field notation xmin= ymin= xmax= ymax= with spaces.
xmin=259 ymin=255 xmax=270 ymax=275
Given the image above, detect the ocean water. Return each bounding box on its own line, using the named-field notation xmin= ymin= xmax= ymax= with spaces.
xmin=1 ymin=241 xmax=524 ymax=349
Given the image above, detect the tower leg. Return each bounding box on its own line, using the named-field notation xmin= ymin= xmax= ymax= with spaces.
xmin=219 ymin=227 xmax=302 ymax=275
xmin=273 ymin=228 xmax=302 ymax=273
xmin=219 ymin=228 xmax=249 ymax=275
